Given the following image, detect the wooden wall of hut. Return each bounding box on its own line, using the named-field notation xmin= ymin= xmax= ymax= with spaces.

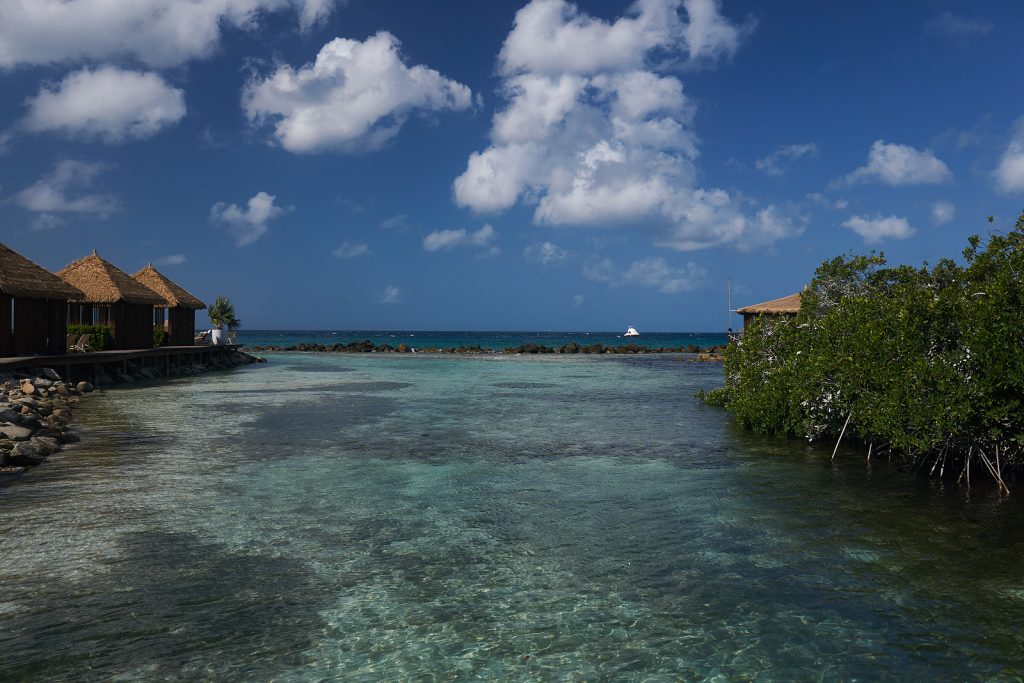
xmin=0 ymin=294 xmax=10 ymax=355
xmin=167 ymin=307 xmax=196 ymax=346
xmin=106 ymin=302 xmax=155 ymax=350
xmin=0 ymin=295 xmax=67 ymax=356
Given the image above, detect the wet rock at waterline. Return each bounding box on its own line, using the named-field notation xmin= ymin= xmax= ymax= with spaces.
xmin=0 ymin=351 xmax=263 ymax=481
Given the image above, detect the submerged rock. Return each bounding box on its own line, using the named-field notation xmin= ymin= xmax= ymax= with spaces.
xmin=0 ymin=466 xmax=25 ymax=481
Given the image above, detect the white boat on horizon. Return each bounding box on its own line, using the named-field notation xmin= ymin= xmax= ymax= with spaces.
xmin=624 ymin=326 xmax=640 ymax=337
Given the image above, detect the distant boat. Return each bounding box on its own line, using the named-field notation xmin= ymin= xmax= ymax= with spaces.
xmin=624 ymin=326 xmax=640 ymax=337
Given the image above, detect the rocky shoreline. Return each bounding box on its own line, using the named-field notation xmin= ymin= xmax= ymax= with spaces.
xmin=0 ymin=349 xmax=263 ymax=483
xmin=249 ymin=340 xmax=726 ymax=357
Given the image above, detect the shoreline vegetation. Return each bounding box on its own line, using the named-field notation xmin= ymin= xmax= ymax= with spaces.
xmin=249 ymin=340 xmax=727 ymax=357
xmin=0 ymin=349 xmax=261 ymax=482
xmin=700 ymin=213 xmax=1024 ymax=489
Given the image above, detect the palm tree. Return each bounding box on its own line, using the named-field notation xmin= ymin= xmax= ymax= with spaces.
xmin=207 ymin=295 xmax=241 ymax=330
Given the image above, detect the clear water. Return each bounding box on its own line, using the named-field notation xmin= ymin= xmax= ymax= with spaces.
xmin=2 ymin=353 xmax=1024 ymax=680
xmin=235 ymin=329 xmax=728 ymax=351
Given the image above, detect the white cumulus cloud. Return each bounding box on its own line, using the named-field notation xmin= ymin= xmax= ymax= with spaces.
xmin=333 ymin=241 xmax=369 ymax=258
xmin=497 ymin=0 xmax=752 ymax=76
xmin=0 ymin=0 xmax=342 ymax=68
xmin=380 ymin=285 xmax=401 ymax=304
xmin=157 ymin=254 xmax=187 ymax=266
xmin=22 ymin=66 xmax=185 ymax=143
xmin=243 ymin=31 xmax=473 ymax=153
xmin=454 ymin=0 xmax=796 ymax=253
xmin=931 ymin=201 xmax=955 ymax=226
xmin=422 ymin=224 xmax=498 ymax=255
xmin=995 ymin=119 xmax=1024 ymax=194
xmin=756 ymin=143 xmax=819 ymax=177
xmin=15 ymin=160 xmax=119 ymax=219
xmin=379 ymin=214 xmax=410 ymax=231
xmin=842 ymin=214 xmax=916 ymax=244
xmin=807 ymin=192 xmax=848 ymax=210
xmin=925 ymin=12 xmax=993 ymax=40
xmin=837 ymin=140 xmax=952 ymax=187
xmin=524 ymin=241 xmax=569 ymax=265
xmin=210 ymin=191 xmax=290 ymax=246
xmin=584 ymin=256 xmax=706 ymax=293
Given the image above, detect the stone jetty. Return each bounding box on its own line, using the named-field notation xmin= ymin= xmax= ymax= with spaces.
xmin=0 ymin=349 xmax=262 ymax=482
xmin=249 ymin=340 xmax=726 ymax=356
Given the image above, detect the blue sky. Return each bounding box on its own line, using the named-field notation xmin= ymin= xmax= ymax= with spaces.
xmin=1 ymin=0 xmax=1022 ymax=331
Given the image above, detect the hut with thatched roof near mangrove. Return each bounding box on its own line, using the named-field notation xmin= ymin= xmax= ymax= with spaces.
xmin=132 ymin=263 xmax=205 ymax=346
xmin=57 ymin=251 xmax=164 ymax=350
xmin=0 ymin=242 xmax=84 ymax=356
xmin=736 ymin=292 xmax=802 ymax=330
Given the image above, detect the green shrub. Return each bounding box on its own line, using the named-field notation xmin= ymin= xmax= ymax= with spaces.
xmin=67 ymin=324 xmax=111 ymax=351
xmin=153 ymin=326 xmax=169 ymax=347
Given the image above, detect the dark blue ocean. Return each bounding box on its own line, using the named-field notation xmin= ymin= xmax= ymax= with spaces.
xmin=236 ymin=329 xmax=728 ymax=350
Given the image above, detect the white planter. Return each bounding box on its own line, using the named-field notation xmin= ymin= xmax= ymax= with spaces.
xmin=210 ymin=328 xmax=225 ymax=345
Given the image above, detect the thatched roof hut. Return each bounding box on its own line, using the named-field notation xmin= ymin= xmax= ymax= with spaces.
xmin=131 ymin=264 xmax=205 ymax=310
xmin=58 ymin=251 xmax=164 ymax=349
xmin=0 ymin=243 xmax=83 ymax=301
xmin=58 ymin=250 xmax=165 ymax=306
xmin=736 ymin=292 xmax=802 ymax=330
xmin=0 ymin=242 xmax=84 ymax=355
xmin=132 ymin=264 xmax=205 ymax=346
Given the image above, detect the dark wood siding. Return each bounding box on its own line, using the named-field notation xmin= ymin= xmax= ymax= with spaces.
xmin=106 ymin=302 xmax=154 ymax=350
xmin=0 ymin=294 xmax=11 ymax=355
xmin=167 ymin=307 xmax=196 ymax=346
xmin=0 ymin=296 xmax=68 ymax=356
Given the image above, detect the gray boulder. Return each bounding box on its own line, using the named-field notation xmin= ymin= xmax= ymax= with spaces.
xmin=0 ymin=423 xmax=34 ymax=441
xmin=6 ymin=442 xmax=42 ymax=466
xmin=76 ymin=381 xmax=94 ymax=393
xmin=30 ymin=436 xmax=60 ymax=456
xmin=40 ymin=368 xmax=61 ymax=381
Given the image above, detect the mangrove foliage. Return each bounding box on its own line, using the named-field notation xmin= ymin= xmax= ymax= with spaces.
xmin=701 ymin=213 xmax=1024 ymax=489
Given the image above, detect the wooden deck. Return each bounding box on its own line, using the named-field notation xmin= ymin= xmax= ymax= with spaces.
xmin=0 ymin=344 xmax=244 ymax=382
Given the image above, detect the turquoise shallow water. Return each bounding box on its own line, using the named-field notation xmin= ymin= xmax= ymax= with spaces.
xmin=2 ymin=353 xmax=1024 ymax=680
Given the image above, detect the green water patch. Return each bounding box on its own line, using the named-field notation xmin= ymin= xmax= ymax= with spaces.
xmin=0 ymin=529 xmax=332 ymax=680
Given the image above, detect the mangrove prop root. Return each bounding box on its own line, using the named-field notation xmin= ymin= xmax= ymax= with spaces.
xmin=831 ymin=412 xmax=852 ymax=462
xmin=977 ymin=448 xmax=1010 ymax=495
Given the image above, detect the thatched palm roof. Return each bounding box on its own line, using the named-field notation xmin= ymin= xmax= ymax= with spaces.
xmin=736 ymin=292 xmax=802 ymax=315
xmin=57 ymin=251 xmax=164 ymax=305
xmin=132 ymin=264 xmax=205 ymax=310
xmin=0 ymin=242 xmax=84 ymax=300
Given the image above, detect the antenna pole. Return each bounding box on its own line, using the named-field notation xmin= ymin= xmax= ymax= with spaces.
xmin=727 ymin=278 xmax=732 ymax=331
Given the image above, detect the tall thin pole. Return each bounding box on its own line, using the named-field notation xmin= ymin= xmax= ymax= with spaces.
xmin=727 ymin=278 xmax=732 ymax=331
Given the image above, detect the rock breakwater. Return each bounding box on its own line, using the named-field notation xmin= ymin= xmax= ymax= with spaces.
xmin=0 ymin=369 xmax=86 ymax=482
xmin=249 ymin=340 xmax=726 ymax=356
xmin=0 ymin=349 xmax=262 ymax=482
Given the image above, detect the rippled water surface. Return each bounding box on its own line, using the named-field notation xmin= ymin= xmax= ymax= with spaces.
xmin=3 ymin=353 xmax=1024 ymax=680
